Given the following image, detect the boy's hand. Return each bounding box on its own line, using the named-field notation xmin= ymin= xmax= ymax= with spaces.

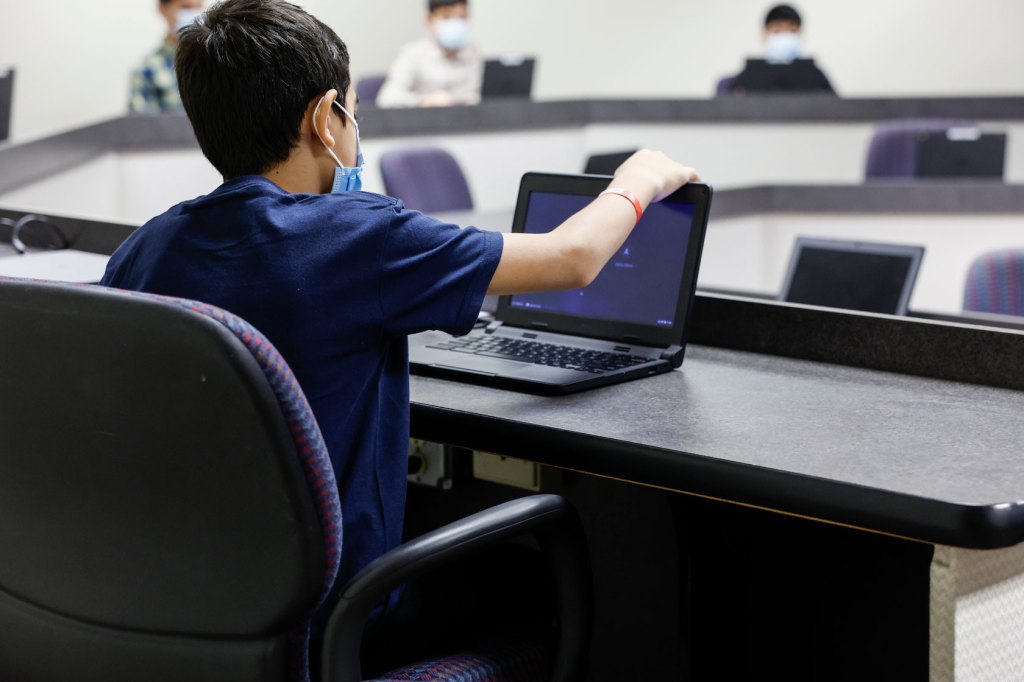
xmin=610 ymin=150 xmax=701 ymax=204
xmin=486 ymin=152 xmax=702 ymax=296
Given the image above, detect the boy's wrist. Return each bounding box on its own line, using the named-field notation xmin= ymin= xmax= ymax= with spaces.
xmin=599 ymin=188 xmax=644 ymax=223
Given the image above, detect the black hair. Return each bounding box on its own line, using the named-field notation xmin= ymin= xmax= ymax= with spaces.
xmin=765 ymin=4 xmax=801 ymax=28
xmin=175 ymin=0 xmax=351 ymax=179
xmin=428 ymin=0 xmax=467 ymax=12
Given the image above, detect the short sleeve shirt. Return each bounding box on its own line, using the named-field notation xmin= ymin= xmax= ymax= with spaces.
xmin=101 ymin=176 xmax=503 ymax=587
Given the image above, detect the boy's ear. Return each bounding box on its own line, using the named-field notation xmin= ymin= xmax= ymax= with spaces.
xmin=312 ymin=88 xmax=339 ymax=149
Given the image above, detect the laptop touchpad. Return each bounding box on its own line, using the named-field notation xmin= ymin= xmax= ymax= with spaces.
xmin=434 ymin=356 xmax=533 ymax=375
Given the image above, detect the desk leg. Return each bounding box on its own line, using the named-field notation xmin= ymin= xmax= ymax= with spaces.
xmin=930 ymin=543 xmax=1024 ymax=681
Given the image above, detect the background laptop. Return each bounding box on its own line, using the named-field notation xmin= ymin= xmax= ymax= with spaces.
xmin=0 ymin=68 xmax=14 ymax=143
xmin=481 ymin=57 xmax=536 ymax=99
xmin=730 ymin=58 xmax=835 ymax=94
xmin=915 ymin=130 xmax=1007 ymax=180
xmin=410 ymin=172 xmax=713 ymax=395
xmin=778 ymin=237 xmax=925 ymax=315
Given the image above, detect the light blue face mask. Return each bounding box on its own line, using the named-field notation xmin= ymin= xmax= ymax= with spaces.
xmin=435 ymin=18 xmax=470 ymax=51
xmin=175 ymin=7 xmax=202 ymax=33
xmin=314 ymin=96 xmax=364 ymax=193
xmin=765 ymin=31 xmax=803 ymax=64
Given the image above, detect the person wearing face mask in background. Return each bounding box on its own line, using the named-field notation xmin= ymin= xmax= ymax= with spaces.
xmin=376 ymin=0 xmax=482 ymax=108
xmin=716 ymin=4 xmax=835 ymax=96
xmin=128 ymin=0 xmax=204 ymax=114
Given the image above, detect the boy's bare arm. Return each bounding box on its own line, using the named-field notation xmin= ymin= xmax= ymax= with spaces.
xmin=486 ymin=151 xmax=700 ymax=296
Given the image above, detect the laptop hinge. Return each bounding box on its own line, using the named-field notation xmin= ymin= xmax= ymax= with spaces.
xmin=660 ymin=345 xmax=686 ymax=367
xmin=484 ymin=320 xmax=503 ymax=334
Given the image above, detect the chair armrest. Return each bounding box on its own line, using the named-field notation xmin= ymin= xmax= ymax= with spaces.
xmin=321 ymin=493 xmax=592 ymax=682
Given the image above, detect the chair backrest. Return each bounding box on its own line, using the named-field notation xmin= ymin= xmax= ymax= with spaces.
xmin=379 ymin=147 xmax=474 ymax=213
xmin=864 ymin=119 xmax=973 ymax=179
xmin=0 ymin=278 xmax=342 ymax=682
xmin=356 ymin=75 xmax=386 ymax=107
xmin=714 ymin=75 xmax=737 ymax=97
xmin=963 ymin=249 xmax=1024 ymax=316
xmin=583 ymin=149 xmax=637 ymax=176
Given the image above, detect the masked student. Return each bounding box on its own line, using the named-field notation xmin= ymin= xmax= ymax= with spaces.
xmin=129 ymin=0 xmax=203 ymax=114
xmin=103 ymin=0 xmax=698 ymax=670
xmin=376 ymin=0 xmax=482 ymax=108
xmin=719 ymin=3 xmax=835 ymax=96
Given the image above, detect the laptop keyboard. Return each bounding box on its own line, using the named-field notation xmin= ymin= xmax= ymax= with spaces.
xmin=427 ymin=335 xmax=651 ymax=374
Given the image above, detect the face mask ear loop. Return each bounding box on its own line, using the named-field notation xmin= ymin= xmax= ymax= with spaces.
xmin=313 ymin=96 xmax=344 ymax=168
xmin=332 ymin=101 xmax=363 ymax=167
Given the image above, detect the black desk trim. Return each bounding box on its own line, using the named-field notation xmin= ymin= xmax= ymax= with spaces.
xmin=409 ymin=402 xmax=1024 ymax=549
xmin=690 ymin=293 xmax=1024 ymax=392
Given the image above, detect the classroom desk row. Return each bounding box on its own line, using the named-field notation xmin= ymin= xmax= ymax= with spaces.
xmin=408 ymin=294 xmax=1024 ymax=681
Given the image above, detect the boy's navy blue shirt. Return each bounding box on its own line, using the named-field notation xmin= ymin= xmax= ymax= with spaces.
xmin=102 ymin=175 xmax=503 ymax=588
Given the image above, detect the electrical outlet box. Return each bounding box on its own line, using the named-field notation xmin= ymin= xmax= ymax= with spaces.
xmin=407 ymin=439 xmax=453 ymax=489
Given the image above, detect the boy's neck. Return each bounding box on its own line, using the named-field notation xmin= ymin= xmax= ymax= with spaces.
xmin=261 ymin=150 xmax=329 ymax=195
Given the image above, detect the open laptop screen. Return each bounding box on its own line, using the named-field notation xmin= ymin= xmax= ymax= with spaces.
xmin=481 ymin=57 xmax=535 ymax=99
xmin=507 ymin=192 xmax=695 ymax=328
xmin=779 ymin=237 xmax=924 ymax=315
xmin=0 ymin=68 xmax=13 ymax=143
xmin=915 ymin=132 xmax=1006 ymax=180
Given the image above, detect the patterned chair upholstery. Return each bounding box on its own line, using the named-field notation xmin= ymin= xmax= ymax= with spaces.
xmin=963 ymin=249 xmax=1024 ymax=316
xmin=864 ymin=119 xmax=974 ymax=179
xmin=379 ymin=147 xmax=474 ymax=213
xmin=0 ymin=278 xmax=592 ymax=682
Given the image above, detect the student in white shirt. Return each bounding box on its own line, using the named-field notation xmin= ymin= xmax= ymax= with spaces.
xmin=377 ymin=0 xmax=482 ymax=108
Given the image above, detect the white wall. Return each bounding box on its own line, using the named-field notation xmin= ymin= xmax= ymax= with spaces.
xmin=2 ymin=0 xmax=1024 ymax=142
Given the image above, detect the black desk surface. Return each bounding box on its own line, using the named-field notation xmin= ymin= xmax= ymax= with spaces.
xmin=410 ymin=301 xmax=1024 ymax=552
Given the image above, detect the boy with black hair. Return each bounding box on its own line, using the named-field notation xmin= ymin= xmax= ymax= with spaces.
xmin=763 ymin=3 xmax=805 ymax=63
xmin=103 ymin=0 xmax=697 ymax=651
xmin=721 ymin=3 xmax=834 ymax=94
xmin=377 ymin=0 xmax=481 ymax=107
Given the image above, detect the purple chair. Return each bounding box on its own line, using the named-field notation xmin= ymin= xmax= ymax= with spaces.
xmin=379 ymin=147 xmax=474 ymax=213
xmin=356 ymin=75 xmax=386 ymax=107
xmin=963 ymin=249 xmax=1024 ymax=316
xmin=865 ymin=119 xmax=974 ymax=179
xmin=0 ymin=278 xmax=592 ymax=682
xmin=714 ymin=75 xmax=737 ymax=97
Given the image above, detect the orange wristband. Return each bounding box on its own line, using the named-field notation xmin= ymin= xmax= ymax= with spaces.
xmin=599 ymin=187 xmax=644 ymax=223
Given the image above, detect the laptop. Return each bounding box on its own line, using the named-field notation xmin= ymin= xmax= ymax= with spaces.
xmin=481 ymin=57 xmax=536 ymax=99
xmin=730 ymin=58 xmax=835 ymax=94
xmin=0 ymin=68 xmax=13 ymax=143
xmin=409 ymin=172 xmax=713 ymax=395
xmin=778 ymin=237 xmax=925 ymax=315
xmin=915 ymin=129 xmax=1006 ymax=180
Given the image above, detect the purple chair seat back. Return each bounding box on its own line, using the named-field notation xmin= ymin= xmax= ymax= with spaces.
xmin=379 ymin=147 xmax=474 ymax=213
xmin=964 ymin=249 xmax=1024 ymax=316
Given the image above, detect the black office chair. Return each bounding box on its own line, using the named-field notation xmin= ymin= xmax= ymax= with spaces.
xmin=0 ymin=277 xmax=592 ymax=682
xmin=583 ymin=150 xmax=637 ymax=176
